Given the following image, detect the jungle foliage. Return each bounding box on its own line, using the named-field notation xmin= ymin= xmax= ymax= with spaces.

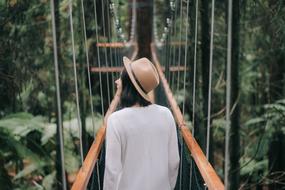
xmin=0 ymin=0 xmax=284 ymax=189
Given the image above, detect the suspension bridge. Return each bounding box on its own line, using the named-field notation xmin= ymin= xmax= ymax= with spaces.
xmin=49 ymin=0 xmax=234 ymax=189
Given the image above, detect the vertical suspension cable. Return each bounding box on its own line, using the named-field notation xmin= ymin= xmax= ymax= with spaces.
xmin=109 ymin=1 xmax=119 ymax=79
xmin=113 ymin=36 xmax=119 ymax=78
xmin=182 ymin=0 xmax=190 ymax=116
xmin=106 ymin=0 xmax=115 ymax=96
xmin=192 ymin=0 xmax=199 ymax=135
xmin=129 ymin=0 xmax=136 ymax=43
xmin=101 ymin=0 xmax=111 ymax=105
xmin=165 ymin=24 xmax=171 ymax=81
xmin=68 ymin=0 xmax=84 ymax=164
xmin=93 ymin=0 xmax=105 ymax=116
xmin=171 ymin=0 xmax=178 ymax=90
xmin=176 ymin=0 xmax=183 ymax=91
xmin=92 ymin=1 xmax=103 ymax=189
xmin=189 ymin=0 xmax=199 ymax=189
xmin=206 ymin=0 xmax=215 ymax=160
xmin=153 ymin=2 xmax=159 ymax=45
xmin=50 ymin=0 xmax=67 ymax=189
xmin=164 ymin=33 xmax=168 ymax=68
xmin=114 ymin=0 xmax=121 ymax=75
xmin=225 ymin=0 xmax=233 ymax=188
xmin=114 ymin=35 xmax=119 ymax=79
xmin=80 ymin=0 xmax=96 ymax=139
xmin=179 ymin=134 xmax=184 ymax=190
xmin=168 ymin=1 xmax=175 ymax=89
xmin=166 ymin=2 xmax=174 ymax=83
xmin=110 ymin=0 xmax=126 ymax=72
xmin=180 ymin=1 xmax=190 ymax=189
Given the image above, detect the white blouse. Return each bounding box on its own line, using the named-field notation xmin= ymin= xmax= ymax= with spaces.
xmin=103 ymin=104 xmax=180 ymax=190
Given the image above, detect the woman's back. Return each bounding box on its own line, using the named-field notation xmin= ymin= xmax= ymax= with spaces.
xmin=104 ymin=104 xmax=179 ymax=190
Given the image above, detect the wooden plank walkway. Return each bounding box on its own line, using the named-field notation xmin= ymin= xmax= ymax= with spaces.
xmin=90 ymin=66 xmax=188 ymax=73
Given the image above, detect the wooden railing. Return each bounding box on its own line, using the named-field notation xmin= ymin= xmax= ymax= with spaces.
xmin=71 ymin=90 xmax=120 ymax=190
xmin=71 ymin=45 xmax=224 ymax=190
xmin=151 ymin=44 xmax=224 ymax=190
xmin=71 ymin=47 xmax=138 ymax=190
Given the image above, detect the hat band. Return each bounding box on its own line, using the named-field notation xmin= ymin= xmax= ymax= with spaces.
xmin=130 ymin=64 xmax=147 ymax=94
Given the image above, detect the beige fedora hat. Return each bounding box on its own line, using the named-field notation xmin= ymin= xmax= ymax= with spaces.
xmin=123 ymin=56 xmax=160 ymax=102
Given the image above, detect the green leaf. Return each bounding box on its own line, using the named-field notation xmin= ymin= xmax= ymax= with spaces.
xmin=64 ymin=149 xmax=80 ymax=173
xmin=0 ymin=113 xmax=46 ymax=138
xmin=264 ymin=103 xmax=285 ymax=112
xmin=0 ymin=130 xmax=40 ymax=161
xmin=41 ymin=123 xmax=56 ymax=145
xmin=14 ymin=161 xmax=45 ymax=180
xmin=240 ymin=159 xmax=268 ymax=176
xmin=42 ymin=171 xmax=56 ymax=190
xmin=245 ymin=117 xmax=265 ymax=127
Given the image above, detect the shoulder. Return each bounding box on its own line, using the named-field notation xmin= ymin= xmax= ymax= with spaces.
xmin=109 ymin=107 xmax=131 ymax=117
xmin=152 ymin=104 xmax=173 ymax=116
xmin=107 ymin=108 xmax=129 ymax=123
xmin=108 ymin=104 xmax=173 ymax=121
xmin=106 ymin=110 xmax=128 ymax=135
xmin=152 ymin=105 xmax=176 ymax=130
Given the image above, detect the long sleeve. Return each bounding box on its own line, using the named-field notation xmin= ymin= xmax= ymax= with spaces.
xmin=167 ymin=111 xmax=180 ymax=189
xmin=103 ymin=116 xmax=122 ymax=190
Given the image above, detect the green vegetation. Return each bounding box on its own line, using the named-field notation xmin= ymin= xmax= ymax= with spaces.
xmin=0 ymin=0 xmax=284 ymax=189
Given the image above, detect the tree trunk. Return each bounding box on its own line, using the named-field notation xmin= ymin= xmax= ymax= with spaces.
xmin=136 ymin=0 xmax=153 ymax=59
xmin=266 ymin=1 xmax=285 ymax=189
xmin=268 ymin=131 xmax=285 ymax=190
xmin=267 ymin=1 xmax=284 ymax=103
xmin=228 ymin=0 xmax=241 ymax=189
xmin=199 ymin=0 xmax=210 ymax=154
xmin=53 ymin=0 xmax=67 ymax=189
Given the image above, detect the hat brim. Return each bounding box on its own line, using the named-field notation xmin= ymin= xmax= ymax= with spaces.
xmin=123 ymin=56 xmax=151 ymax=102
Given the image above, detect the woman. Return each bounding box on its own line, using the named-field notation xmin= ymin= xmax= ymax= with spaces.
xmin=103 ymin=57 xmax=180 ymax=190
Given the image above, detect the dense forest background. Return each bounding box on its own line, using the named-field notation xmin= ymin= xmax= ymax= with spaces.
xmin=0 ymin=0 xmax=284 ymax=189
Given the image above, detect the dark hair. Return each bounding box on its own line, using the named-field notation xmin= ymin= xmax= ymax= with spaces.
xmin=120 ymin=68 xmax=151 ymax=108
